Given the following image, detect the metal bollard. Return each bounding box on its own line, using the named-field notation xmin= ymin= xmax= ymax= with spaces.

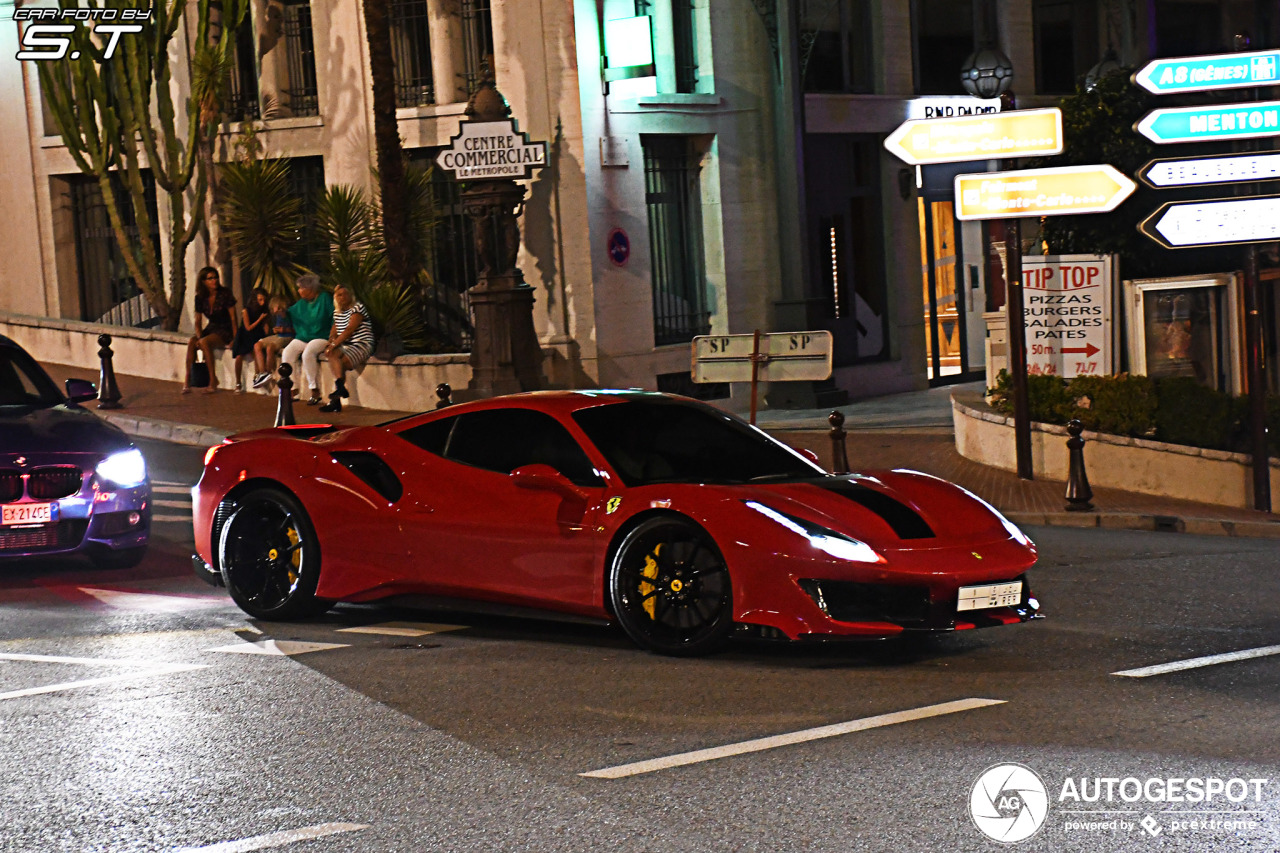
xmin=274 ymin=363 xmax=296 ymax=427
xmin=96 ymin=334 xmax=122 ymax=410
xmin=1065 ymin=418 xmax=1094 ymax=511
xmin=435 ymin=382 xmax=453 ymax=409
xmin=828 ymin=410 xmax=850 ymax=475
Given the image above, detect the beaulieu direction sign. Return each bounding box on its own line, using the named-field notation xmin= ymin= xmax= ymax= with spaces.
xmin=436 ymin=119 xmax=547 ymax=180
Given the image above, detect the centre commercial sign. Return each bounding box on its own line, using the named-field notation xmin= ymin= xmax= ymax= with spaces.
xmin=436 ymin=119 xmax=547 ymax=180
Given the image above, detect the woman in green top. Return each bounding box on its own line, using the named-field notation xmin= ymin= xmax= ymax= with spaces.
xmin=280 ymin=274 xmax=335 ymax=405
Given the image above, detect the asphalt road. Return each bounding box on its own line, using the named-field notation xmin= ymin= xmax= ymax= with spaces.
xmin=0 ymin=438 xmax=1277 ymax=852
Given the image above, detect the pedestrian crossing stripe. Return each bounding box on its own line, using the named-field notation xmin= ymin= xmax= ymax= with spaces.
xmin=78 ymin=587 xmax=225 ymax=612
xmin=207 ymin=639 xmax=350 ymax=656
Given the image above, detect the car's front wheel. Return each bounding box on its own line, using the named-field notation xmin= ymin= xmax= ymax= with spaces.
xmin=608 ymin=516 xmax=734 ymax=656
xmin=217 ymin=487 xmax=328 ymax=620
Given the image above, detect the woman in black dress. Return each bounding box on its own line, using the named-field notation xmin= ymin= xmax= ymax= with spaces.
xmin=230 ymin=286 xmax=269 ymax=392
xmin=182 ymin=267 xmax=238 ymax=394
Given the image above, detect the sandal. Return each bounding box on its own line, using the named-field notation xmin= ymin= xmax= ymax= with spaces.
xmin=306 ymin=394 xmax=323 ymax=406
xmin=202 ymin=385 xmax=218 ymax=395
xmin=180 ymin=386 xmax=191 ymax=395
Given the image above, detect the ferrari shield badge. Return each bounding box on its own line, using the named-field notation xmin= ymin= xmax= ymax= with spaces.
xmin=606 ymin=496 xmax=622 ymax=514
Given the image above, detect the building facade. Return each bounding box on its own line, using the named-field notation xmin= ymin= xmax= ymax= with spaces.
xmin=1 ymin=0 xmax=1276 ymax=403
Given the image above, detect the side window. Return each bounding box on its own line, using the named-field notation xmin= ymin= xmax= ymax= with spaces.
xmin=446 ymin=410 xmax=603 ymax=487
xmin=398 ymin=415 xmax=458 ymax=456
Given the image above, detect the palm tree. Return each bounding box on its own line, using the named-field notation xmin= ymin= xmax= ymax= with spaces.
xmin=361 ymin=0 xmax=415 ymax=295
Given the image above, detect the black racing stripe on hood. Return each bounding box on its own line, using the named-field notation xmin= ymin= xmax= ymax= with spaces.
xmin=815 ymin=481 xmax=936 ymax=539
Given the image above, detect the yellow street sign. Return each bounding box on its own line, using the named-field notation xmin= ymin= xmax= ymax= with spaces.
xmin=883 ymin=108 xmax=1063 ymax=166
xmin=953 ymin=164 xmax=1136 ymax=221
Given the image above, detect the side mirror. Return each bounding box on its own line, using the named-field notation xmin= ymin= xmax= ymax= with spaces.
xmin=511 ymin=464 xmax=587 ymax=501
xmin=65 ymin=378 xmax=97 ymax=404
xmin=799 ymin=448 xmax=820 ymax=465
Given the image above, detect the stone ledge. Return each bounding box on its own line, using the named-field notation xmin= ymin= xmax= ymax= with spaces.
xmin=954 ymin=391 xmax=1280 ymax=510
xmin=952 ymin=389 xmax=1279 ymax=469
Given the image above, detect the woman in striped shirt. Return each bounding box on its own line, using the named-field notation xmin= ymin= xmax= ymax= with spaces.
xmin=319 ymin=284 xmax=376 ymax=413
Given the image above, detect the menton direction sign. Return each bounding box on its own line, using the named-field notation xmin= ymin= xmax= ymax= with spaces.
xmin=1139 ymin=152 xmax=1280 ymax=188
xmin=436 ymin=119 xmax=547 ymax=180
xmin=1139 ymin=195 xmax=1280 ymax=249
xmin=1135 ymin=101 xmax=1280 ymax=144
xmin=1134 ymin=49 xmax=1280 ymax=94
xmin=953 ymin=165 xmax=1135 ymax=221
xmin=883 ymin=108 xmax=1062 ymax=166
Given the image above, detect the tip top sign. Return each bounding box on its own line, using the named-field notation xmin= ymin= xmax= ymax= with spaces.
xmin=436 ymin=120 xmax=548 ymax=181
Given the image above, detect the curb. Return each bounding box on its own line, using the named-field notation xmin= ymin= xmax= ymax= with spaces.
xmin=98 ymin=411 xmax=229 ymax=448
xmin=1005 ymin=511 xmax=1280 ymax=539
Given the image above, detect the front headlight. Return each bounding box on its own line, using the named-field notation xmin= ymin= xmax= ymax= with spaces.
xmin=96 ymin=448 xmax=147 ymax=488
xmin=745 ymin=500 xmax=884 ymax=563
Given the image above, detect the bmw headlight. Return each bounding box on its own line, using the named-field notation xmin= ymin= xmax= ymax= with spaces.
xmin=745 ymin=501 xmax=884 ymax=563
xmin=96 ymin=448 xmax=147 ymax=488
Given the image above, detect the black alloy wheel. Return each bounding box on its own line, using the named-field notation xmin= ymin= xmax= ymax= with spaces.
xmin=609 ymin=516 xmax=734 ymax=656
xmin=217 ymin=487 xmax=327 ymax=620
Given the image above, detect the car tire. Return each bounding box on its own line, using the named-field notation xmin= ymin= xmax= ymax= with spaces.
xmin=217 ymin=487 xmax=328 ymax=620
xmin=608 ymin=516 xmax=734 ymax=656
xmin=90 ymin=545 xmax=147 ymax=570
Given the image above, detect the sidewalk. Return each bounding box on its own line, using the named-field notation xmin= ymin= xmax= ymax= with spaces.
xmin=48 ymin=365 xmax=1280 ymax=539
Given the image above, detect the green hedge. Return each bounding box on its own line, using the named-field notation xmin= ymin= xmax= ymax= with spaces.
xmin=987 ymin=371 xmax=1278 ymax=456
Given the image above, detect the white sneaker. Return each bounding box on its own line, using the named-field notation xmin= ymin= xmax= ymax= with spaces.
xmin=251 ymin=372 xmax=271 ymax=388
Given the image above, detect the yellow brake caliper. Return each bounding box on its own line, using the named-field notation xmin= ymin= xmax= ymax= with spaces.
xmin=640 ymin=544 xmax=662 ymax=619
xmin=286 ymin=525 xmax=301 ymax=586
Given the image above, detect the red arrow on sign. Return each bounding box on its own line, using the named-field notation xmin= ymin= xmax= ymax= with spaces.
xmin=1061 ymin=344 xmax=1100 ymax=357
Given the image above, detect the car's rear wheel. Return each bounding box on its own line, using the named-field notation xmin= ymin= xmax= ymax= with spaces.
xmin=217 ymin=487 xmax=327 ymax=620
xmin=609 ymin=516 xmax=734 ymax=656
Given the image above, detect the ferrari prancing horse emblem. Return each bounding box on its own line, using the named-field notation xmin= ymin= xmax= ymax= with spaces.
xmin=605 ymin=497 xmax=622 ymax=514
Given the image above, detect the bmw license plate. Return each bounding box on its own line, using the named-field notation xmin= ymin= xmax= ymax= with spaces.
xmin=2 ymin=502 xmax=53 ymax=526
xmin=957 ymin=581 xmax=1022 ymax=611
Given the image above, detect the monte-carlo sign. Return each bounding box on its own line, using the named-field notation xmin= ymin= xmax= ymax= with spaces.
xmin=436 ymin=119 xmax=547 ymax=180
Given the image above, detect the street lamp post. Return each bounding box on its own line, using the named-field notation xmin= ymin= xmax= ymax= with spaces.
xmin=960 ymin=46 xmax=1033 ymax=479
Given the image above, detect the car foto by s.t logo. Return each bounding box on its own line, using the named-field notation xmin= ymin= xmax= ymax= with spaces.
xmin=13 ymin=6 xmax=151 ymax=62
xmin=970 ymin=763 xmax=1051 ymax=843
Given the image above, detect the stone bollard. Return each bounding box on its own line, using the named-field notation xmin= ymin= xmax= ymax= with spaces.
xmin=274 ymin=363 xmax=296 ymax=427
xmin=435 ymin=382 xmax=453 ymax=409
xmin=1065 ymin=418 xmax=1094 ymax=511
xmin=96 ymin=334 xmax=122 ymax=410
xmin=828 ymin=410 xmax=850 ymax=475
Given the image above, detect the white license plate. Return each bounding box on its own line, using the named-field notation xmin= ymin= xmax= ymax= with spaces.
xmin=957 ymin=581 xmax=1023 ymax=612
xmin=2 ymin=502 xmax=53 ymax=526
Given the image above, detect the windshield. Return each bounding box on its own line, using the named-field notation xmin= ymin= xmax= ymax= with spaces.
xmin=572 ymin=399 xmax=824 ymax=486
xmin=0 ymin=347 xmax=64 ymax=407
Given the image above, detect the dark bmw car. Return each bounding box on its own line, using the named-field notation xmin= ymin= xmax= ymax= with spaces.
xmin=0 ymin=335 xmax=149 ymax=569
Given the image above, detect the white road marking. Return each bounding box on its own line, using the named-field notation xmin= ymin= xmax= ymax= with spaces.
xmin=152 ymin=484 xmax=194 ymax=495
xmin=151 ymin=480 xmax=195 ymax=488
xmin=152 ymin=499 xmax=192 ymax=509
xmin=206 ymin=639 xmax=350 ymax=656
xmin=78 ymin=588 xmax=223 ymax=612
xmin=151 ymin=514 xmax=193 ymax=523
xmin=580 ymin=697 xmax=1007 ymax=779
xmin=174 ymin=822 xmax=370 ymax=852
xmin=1112 ymin=644 xmax=1280 ymax=677
xmin=336 ymin=622 xmax=466 ymax=637
xmin=0 ymin=653 xmax=208 ymax=701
